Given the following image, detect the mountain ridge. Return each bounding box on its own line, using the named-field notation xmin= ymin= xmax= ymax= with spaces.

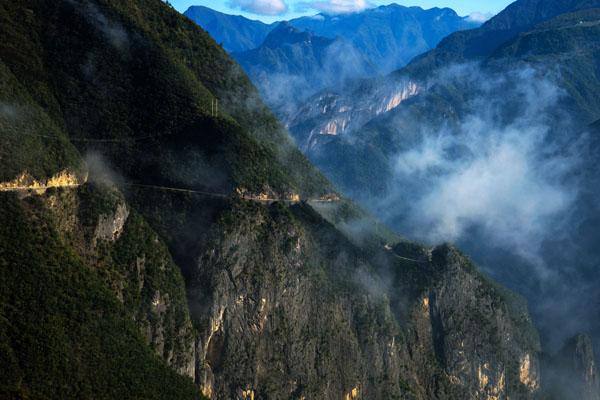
xmin=183 ymin=5 xmax=274 ymax=53
xmin=284 ymin=2 xmax=600 ymax=392
xmin=0 ymin=0 xmax=582 ymax=399
xmin=233 ymin=22 xmax=375 ymax=116
xmin=286 ymin=3 xmax=479 ymax=73
xmin=404 ymin=0 xmax=600 ymax=76
xmin=184 ymin=3 xmax=480 ymax=76
xmin=184 ymin=3 xmax=479 ymax=119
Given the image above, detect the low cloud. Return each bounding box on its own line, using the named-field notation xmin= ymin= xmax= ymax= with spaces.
xmin=227 ymin=0 xmax=288 ymax=16
xmin=299 ymin=0 xmax=373 ymax=14
xmin=341 ymin=63 xmax=594 ymax=351
xmin=466 ymin=12 xmax=494 ymax=23
xmin=394 ymin=122 xmax=577 ymax=264
xmin=244 ymin=38 xmax=373 ymax=118
xmin=377 ymin=65 xmax=582 ymax=266
xmin=0 ymin=102 xmax=19 ymax=120
xmin=85 ymin=151 xmax=124 ymax=187
xmin=68 ymin=0 xmax=130 ymax=51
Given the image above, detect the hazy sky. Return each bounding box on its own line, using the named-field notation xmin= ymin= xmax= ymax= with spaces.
xmin=170 ymin=0 xmax=514 ymax=23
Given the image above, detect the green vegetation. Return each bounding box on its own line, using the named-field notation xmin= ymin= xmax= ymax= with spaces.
xmin=0 ymin=0 xmax=548 ymax=398
xmin=0 ymin=0 xmax=329 ymax=197
xmin=0 ymin=61 xmax=82 ymax=181
xmin=490 ymin=8 xmax=600 ymax=123
xmin=0 ymin=193 xmax=201 ymax=400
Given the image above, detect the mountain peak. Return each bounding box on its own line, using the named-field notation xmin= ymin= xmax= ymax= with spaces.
xmin=262 ymin=22 xmax=329 ymax=48
xmin=183 ymin=5 xmax=273 ymax=52
xmin=271 ymin=21 xmax=299 ymax=33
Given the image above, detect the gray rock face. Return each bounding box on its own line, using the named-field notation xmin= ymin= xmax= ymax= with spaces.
xmin=285 ymin=78 xmax=420 ymax=152
xmin=93 ymin=202 xmax=129 ymax=243
xmin=411 ymin=246 xmax=541 ymax=399
xmin=190 ymin=203 xmax=396 ymax=399
xmin=185 ymin=202 xmax=541 ymax=399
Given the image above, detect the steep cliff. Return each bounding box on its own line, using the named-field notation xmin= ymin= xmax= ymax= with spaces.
xmin=150 ymin=196 xmax=541 ymax=399
xmin=284 ymin=2 xmax=600 ymax=367
xmin=0 ymin=1 xmax=547 ymax=399
xmin=45 ymin=183 xmax=197 ymax=376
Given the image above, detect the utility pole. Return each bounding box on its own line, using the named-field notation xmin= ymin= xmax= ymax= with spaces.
xmin=210 ymin=98 xmax=219 ymax=117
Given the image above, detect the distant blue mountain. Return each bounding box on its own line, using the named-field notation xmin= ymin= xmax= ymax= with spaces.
xmin=233 ymin=22 xmax=375 ymax=115
xmin=184 ymin=4 xmax=480 ymax=73
xmin=288 ymin=4 xmax=479 ymax=73
xmin=184 ymin=4 xmax=480 ymax=115
xmin=183 ymin=5 xmax=275 ymax=53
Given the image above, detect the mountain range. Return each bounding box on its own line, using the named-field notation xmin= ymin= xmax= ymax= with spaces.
xmin=184 ymin=4 xmax=479 ymax=72
xmin=232 ymin=22 xmax=375 ymax=116
xmin=183 ymin=5 xmax=274 ymax=53
xmin=286 ymin=4 xmax=479 ymax=73
xmin=1 ymin=0 xmax=599 ymax=399
xmin=284 ymin=0 xmax=600 ymax=379
xmin=184 ymin=4 xmax=479 ymax=115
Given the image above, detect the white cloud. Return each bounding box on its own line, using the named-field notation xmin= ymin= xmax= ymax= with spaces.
xmin=466 ymin=12 xmax=494 ymax=23
xmin=380 ymin=66 xmax=582 ymax=265
xmin=227 ymin=0 xmax=288 ymax=16
xmin=399 ymin=124 xmax=575 ymax=257
xmin=303 ymin=0 xmax=373 ymax=14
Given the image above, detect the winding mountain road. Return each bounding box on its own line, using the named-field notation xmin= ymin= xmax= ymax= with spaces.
xmin=0 ymin=180 xmax=339 ymax=204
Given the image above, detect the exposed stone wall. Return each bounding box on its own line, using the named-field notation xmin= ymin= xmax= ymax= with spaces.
xmin=187 ymin=203 xmax=541 ymax=400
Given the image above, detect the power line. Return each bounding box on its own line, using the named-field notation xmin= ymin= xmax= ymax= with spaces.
xmin=211 ymin=98 xmax=219 ymax=117
xmin=124 ymin=183 xmax=230 ymax=199
xmin=124 ymin=183 xmax=309 ymax=204
xmin=391 ymin=253 xmax=428 ymax=264
xmin=5 ymin=130 xmax=172 ymax=143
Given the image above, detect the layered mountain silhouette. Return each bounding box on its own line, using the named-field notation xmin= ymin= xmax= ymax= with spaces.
xmin=185 ymin=4 xmax=479 ymax=74
xmin=184 ymin=5 xmax=274 ymax=53
xmin=289 ymin=0 xmax=600 ymax=198
xmin=284 ymin=3 xmax=600 ymax=397
xmin=287 ymin=4 xmax=479 ymax=73
xmin=0 ymin=0 xmax=583 ymax=399
xmin=185 ymin=4 xmax=479 ymax=116
xmin=233 ymin=22 xmax=375 ymax=115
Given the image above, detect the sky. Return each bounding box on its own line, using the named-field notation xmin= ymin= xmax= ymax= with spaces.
xmin=169 ymin=0 xmax=514 ymax=23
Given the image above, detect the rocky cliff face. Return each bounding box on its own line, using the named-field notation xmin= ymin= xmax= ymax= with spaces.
xmin=409 ymin=246 xmax=541 ymax=399
xmin=385 ymin=244 xmax=542 ymax=400
xmin=170 ymin=200 xmax=542 ymax=399
xmin=0 ymin=1 xmax=553 ymax=399
xmin=286 ymin=79 xmax=419 ymax=152
xmin=187 ymin=202 xmax=403 ymax=399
